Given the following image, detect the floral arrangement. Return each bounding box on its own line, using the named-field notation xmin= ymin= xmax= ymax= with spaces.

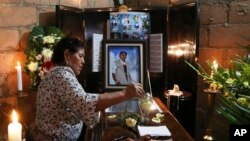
xmin=25 ymin=26 xmax=64 ymax=89
xmin=120 ymin=109 xmax=141 ymax=128
xmin=125 ymin=117 xmax=138 ymax=128
xmin=186 ymin=49 xmax=250 ymax=124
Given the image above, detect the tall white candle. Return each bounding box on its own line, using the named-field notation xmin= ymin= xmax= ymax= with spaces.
xmin=15 ymin=62 xmax=23 ymax=91
xmin=8 ymin=110 xmax=22 ymax=141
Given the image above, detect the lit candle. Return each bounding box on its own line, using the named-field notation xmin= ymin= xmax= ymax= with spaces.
xmin=213 ymin=60 xmax=218 ymax=71
xmin=210 ymin=60 xmax=218 ymax=78
xmin=15 ymin=62 xmax=23 ymax=91
xmin=8 ymin=110 xmax=22 ymax=141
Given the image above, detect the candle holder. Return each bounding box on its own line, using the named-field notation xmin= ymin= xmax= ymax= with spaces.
xmin=16 ymin=91 xmax=28 ymax=105
xmin=202 ymin=89 xmax=220 ymax=141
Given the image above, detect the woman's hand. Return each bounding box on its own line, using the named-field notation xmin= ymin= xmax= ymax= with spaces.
xmin=123 ymin=83 xmax=145 ymax=99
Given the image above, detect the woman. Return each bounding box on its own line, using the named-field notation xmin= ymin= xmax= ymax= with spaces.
xmin=29 ymin=37 xmax=145 ymax=140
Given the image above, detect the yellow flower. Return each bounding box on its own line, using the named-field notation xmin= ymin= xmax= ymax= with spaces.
xmin=223 ymin=92 xmax=229 ymax=97
xmin=125 ymin=118 xmax=137 ymax=128
xmin=152 ymin=117 xmax=161 ymax=123
xmin=209 ymin=82 xmax=218 ymax=91
xmin=243 ymin=81 xmax=249 ymax=88
xmin=156 ymin=113 xmax=164 ymax=118
xmin=237 ymin=97 xmax=247 ymax=107
xmin=226 ymin=78 xmax=235 ymax=84
xmin=43 ymin=35 xmax=55 ymax=44
xmin=42 ymin=48 xmax=53 ymax=59
xmin=27 ymin=62 xmax=38 ymax=72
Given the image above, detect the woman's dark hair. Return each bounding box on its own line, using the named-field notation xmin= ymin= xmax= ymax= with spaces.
xmin=52 ymin=37 xmax=85 ymax=65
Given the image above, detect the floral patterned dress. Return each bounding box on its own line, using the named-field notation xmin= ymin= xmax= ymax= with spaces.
xmin=32 ymin=66 xmax=99 ymax=140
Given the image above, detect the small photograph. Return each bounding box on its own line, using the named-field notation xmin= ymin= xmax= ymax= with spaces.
xmin=110 ymin=33 xmax=121 ymax=39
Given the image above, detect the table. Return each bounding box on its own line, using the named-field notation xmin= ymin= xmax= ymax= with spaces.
xmin=164 ymin=91 xmax=192 ymax=114
xmin=84 ymin=97 xmax=194 ymax=141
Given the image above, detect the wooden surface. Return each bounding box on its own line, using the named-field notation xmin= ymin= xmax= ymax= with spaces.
xmin=84 ymin=97 xmax=194 ymax=141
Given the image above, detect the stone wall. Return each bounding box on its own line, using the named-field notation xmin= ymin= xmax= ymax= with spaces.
xmin=0 ymin=0 xmax=115 ymax=99
xmin=196 ymin=0 xmax=250 ymax=140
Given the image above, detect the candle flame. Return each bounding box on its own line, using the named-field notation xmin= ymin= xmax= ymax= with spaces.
xmin=150 ymin=104 xmax=156 ymax=110
xmin=11 ymin=110 xmax=18 ymax=123
xmin=213 ymin=60 xmax=218 ymax=70
xmin=17 ymin=62 xmax=20 ymax=66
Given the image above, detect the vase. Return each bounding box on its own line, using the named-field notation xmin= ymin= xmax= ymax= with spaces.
xmin=203 ymin=89 xmax=219 ymax=141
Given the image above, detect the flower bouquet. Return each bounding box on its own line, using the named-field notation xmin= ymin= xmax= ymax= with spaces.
xmin=186 ymin=49 xmax=250 ymax=124
xmin=25 ymin=26 xmax=64 ymax=89
xmin=120 ymin=108 xmax=141 ymax=128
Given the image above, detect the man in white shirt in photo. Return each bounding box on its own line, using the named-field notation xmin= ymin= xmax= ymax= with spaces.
xmin=112 ymin=51 xmax=132 ymax=85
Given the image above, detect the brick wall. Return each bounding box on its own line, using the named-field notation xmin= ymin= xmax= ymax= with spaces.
xmin=0 ymin=0 xmax=115 ymax=99
xmin=196 ymin=0 xmax=250 ymax=140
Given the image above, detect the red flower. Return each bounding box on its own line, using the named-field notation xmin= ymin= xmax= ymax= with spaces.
xmin=42 ymin=61 xmax=54 ymax=72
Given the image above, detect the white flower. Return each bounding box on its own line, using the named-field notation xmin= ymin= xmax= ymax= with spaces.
xmin=42 ymin=48 xmax=53 ymax=59
xmin=226 ymin=78 xmax=235 ymax=84
xmin=243 ymin=81 xmax=249 ymax=87
xmin=236 ymin=71 xmax=241 ymax=77
xmin=27 ymin=62 xmax=38 ymax=72
xmin=36 ymin=54 xmax=42 ymax=61
xmin=125 ymin=118 xmax=137 ymax=128
xmin=33 ymin=35 xmax=41 ymax=41
xmin=43 ymin=35 xmax=55 ymax=44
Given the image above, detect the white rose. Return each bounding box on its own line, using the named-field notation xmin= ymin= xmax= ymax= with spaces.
xmin=42 ymin=48 xmax=53 ymax=59
xmin=236 ymin=71 xmax=241 ymax=77
xmin=27 ymin=62 xmax=38 ymax=72
xmin=36 ymin=54 xmax=42 ymax=61
xmin=43 ymin=35 xmax=55 ymax=44
xmin=125 ymin=118 xmax=137 ymax=128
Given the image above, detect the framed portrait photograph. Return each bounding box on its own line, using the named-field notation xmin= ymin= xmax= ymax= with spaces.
xmin=103 ymin=39 xmax=146 ymax=90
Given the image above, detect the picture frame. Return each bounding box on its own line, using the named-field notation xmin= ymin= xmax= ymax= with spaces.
xmin=103 ymin=39 xmax=147 ymax=90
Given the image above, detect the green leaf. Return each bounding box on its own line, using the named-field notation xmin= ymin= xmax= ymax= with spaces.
xmin=185 ymin=49 xmax=250 ymax=124
xmin=46 ymin=26 xmax=64 ymax=36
